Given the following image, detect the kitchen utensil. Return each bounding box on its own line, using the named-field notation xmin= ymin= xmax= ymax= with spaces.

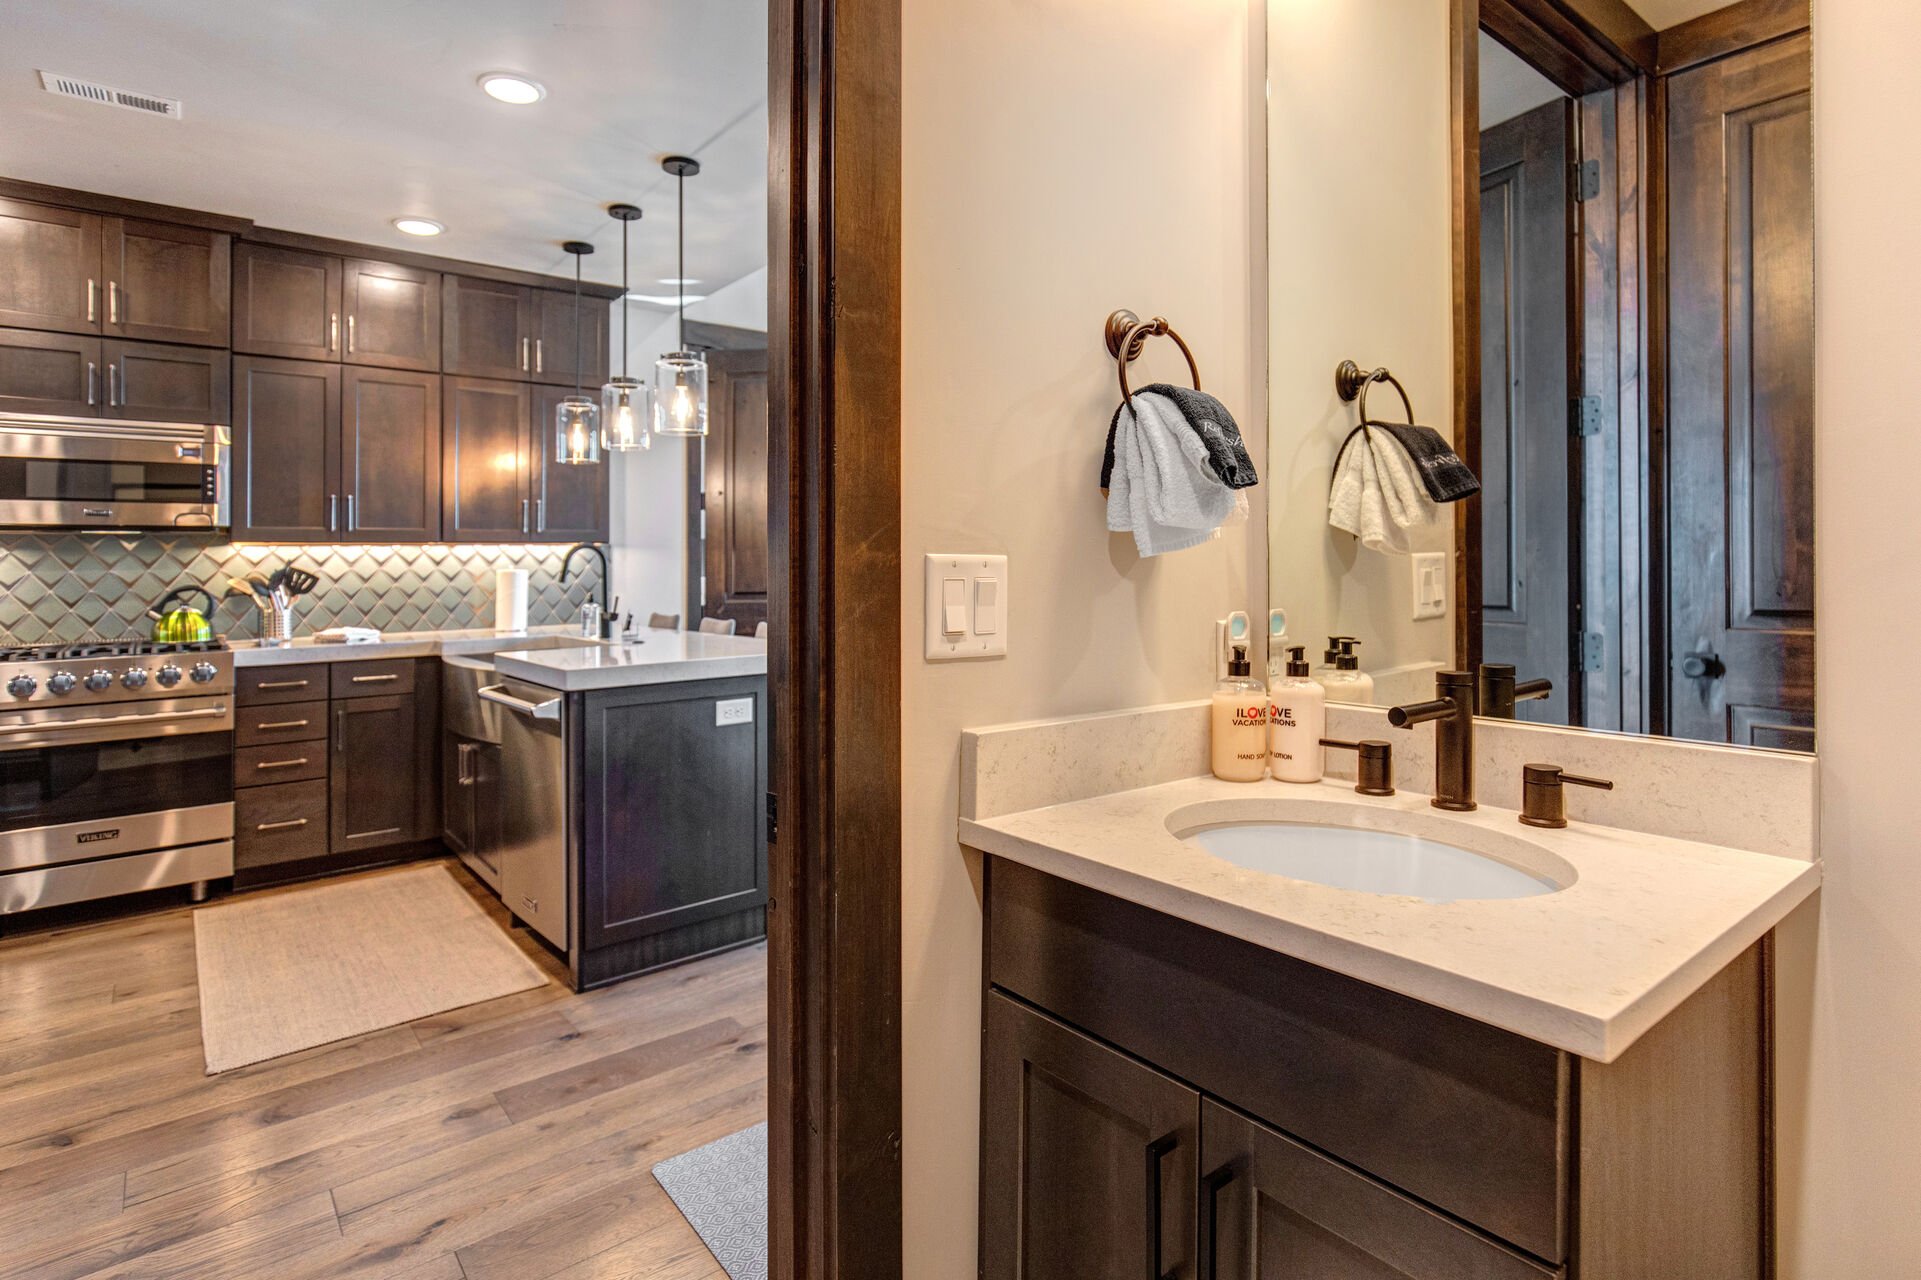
xmin=147 ymin=587 xmax=217 ymax=643
xmin=281 ymin=566 xmax=319 ymax=598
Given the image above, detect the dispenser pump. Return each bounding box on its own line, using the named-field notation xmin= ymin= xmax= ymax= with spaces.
xmin=1228 ymin=642 xmax=1252 ymax=678
xmin=1337 ymin=638 xmax=1363 ymax=672
xmin=1286 ymin=645 xmax=1310 ymax=677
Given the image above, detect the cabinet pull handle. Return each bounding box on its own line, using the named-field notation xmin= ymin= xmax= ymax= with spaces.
xmin=107 ymin=362 xmax=119 ymax=408
xmin=87 ymin=279 xmax=97 ymax=323
xmin=534 ymin=338 xmax=543 ymax=374
xmin=256 ymin=818 xmax=308 ymax=832
xmin=521 ymin=498 xmax=530 ymax=534
xmin=328 ymin=493 xmax=338 ymax=533
xmin=108 ymin=280 xmax=119 ymax=324
xmin=1199 ymin=1164 xmax=1234 ymax=1280
xmin=350 ymin=673 xmax=399 ymax=684
xmin=86 ymin=361 xmax=97 ymax=406
xmin=347 ymin=314 xmax=356 ymax=354
xmin=536 ymin=497 xmax=545 ymax=534
xmin=346 ymin=493 xmax=356 ymax=532
xmin=1145 ymin=1134 xmax=1177 ymax=1280
xmin=329 ymin=313 xmax=339 ymax=352
xmin=256 ymin=679 xmax=310 ymax=691
xmin=255 ymin=757 xmax=309 ymax=770
xmin=456 ymin=741 xmax=474 ymax=785
xmin=256 ymin=718 xmax=310 ymax=730
xmin=337 ymin=704 xmax=346 ymax=751
xmin=521 ymin=337 xmax=530 ymax=372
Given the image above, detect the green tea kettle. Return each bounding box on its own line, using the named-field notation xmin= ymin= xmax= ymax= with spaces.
xmin=149 ymin=587 xmax=216 ymax=644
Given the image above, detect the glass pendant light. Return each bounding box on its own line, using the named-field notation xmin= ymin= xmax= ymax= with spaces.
xmin=555 ymin=240 xmax=601 ymax=465
xmin=600 ymin=202 xmax=650 ymax=451
xmin=653 ymin=155 xmax=709 ymax=438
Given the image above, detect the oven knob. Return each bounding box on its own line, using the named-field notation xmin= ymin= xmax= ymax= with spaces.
xmin=189 ymin=662 xmax=218 ymax=684
xmin=46 ymin=671 xmax=76 ymax=695
xmin=83 ymin=670 xmax=114 ymax=692
xmin=155 ymin=664 xmax=183 ymax=687
xmin=5 ymin=675 xmax=35 ymax=698
xmin=121 ymin=668 xmax=149 ymax=689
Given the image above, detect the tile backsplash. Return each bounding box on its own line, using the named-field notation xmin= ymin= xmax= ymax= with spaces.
xmin=0 ymin=534 xmax=601 ymax=645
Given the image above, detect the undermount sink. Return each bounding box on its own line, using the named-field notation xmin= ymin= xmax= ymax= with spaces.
xmin=1168 ymin=800 xmax=1574 ymax=904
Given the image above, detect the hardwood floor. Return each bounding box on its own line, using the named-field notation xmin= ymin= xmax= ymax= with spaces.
xmin=0 ymin=860 xmax=766 ymax=1280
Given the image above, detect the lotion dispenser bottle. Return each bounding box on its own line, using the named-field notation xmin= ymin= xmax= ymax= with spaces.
xmin=1269 ymin=645 xmax=1327 ymax=783
xmin=1323 ymin=638 xmax=1377 ymax=705
xmin=1211 ymin=641 xmax=1269 ymax=782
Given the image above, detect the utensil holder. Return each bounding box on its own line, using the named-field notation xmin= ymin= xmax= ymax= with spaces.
xmin=260 ymin=602 xmax=296 ymax=647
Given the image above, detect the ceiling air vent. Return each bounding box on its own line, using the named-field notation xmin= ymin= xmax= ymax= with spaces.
xmin=37 ymin=71 xmax=183 ymax=119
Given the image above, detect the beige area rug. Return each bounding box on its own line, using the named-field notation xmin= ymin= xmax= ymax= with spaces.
xmin=193 ymin=865 xmax=550 ymax=1074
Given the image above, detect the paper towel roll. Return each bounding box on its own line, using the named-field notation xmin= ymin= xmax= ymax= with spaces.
xmin=494 ymin=568 xmax=530 ymax=632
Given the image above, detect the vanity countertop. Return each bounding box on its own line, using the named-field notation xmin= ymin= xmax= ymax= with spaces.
xmin=230 ymin=625 xmax=595 ymax=666
xmin=493 ymin=630 xmax=766 ymax=691
xmin=960 ymin=774 xmax=1820 ymax=1062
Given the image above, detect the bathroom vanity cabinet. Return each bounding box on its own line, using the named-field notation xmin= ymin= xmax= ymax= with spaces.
xmin=980 ymin=857 xmax=1769 ymax=1279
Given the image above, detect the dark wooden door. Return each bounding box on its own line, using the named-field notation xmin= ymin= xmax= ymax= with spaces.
xmin=330 ymin=694 xmax=419 ymax=854
xmin=344 ymin=259 xmax=440 ymax=372
xmin=1666 ymin=33 xmax=1814 ymax=751
xmin=0 ymin=198 xmax=101 ymax=335
xmin=531 ymin=287 xmax=609 ymax=387
xmin=1201 ymin=1100 xmax=1553 ymax=1279
xmin=340 ymin=366 xmax=440 ymax=541
xmin=442 ymin=375 xmax=531 ymax=541
xmin=232 ymin=356 xmax=340 ymax=542
xmin=529 ymin=383 xmax=610 ymax=542
xmin=233 ymin=244 xmax=341 ymax=361
xmin=982 ymin=991 xmax=1200 ymax=1280
xmin=0 ymin=329 xmax=102 ymax=417
xmin=698 ymin=347 xmax=771 ymax=632
xmin=1480 ymin=99 xmax=1575 ymax=724
xmin=577 ymin=676 xmax=769 ymax=951
xmin=101 ymin=218 xmax=230 ymax=347
xmin=442 ymin=276 xmax=532 ymax=380
xmin=104 ymin=340 xmax=229 ymax=424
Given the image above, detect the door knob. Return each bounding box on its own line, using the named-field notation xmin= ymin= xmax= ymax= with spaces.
xmin=1681 ymin=652 xmax=1724 ymax=679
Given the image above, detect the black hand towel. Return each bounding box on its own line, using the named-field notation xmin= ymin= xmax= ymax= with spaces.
xmin=1153 ymin=384 xmax=1259 ymax=489
xmin=1369 ymin=421 xmax=1480 ymax=503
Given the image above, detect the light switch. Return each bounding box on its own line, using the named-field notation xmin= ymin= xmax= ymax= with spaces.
xmin=1411 ymin=551 xmax=1447 ymax=620
xmin=923 ymin=553 xmax=1010 ymax=660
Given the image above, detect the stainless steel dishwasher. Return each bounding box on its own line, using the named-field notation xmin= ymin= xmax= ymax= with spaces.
xmin=476 ymin=677 xmax=569 ymax=951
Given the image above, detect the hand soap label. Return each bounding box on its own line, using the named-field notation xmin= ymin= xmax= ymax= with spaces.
xmin=1268 ymin=678 xmax=1327 ymax=783
xmin=1210 ymin=693 xmax=1269 ymax=782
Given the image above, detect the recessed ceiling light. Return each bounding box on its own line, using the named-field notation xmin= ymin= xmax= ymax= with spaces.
xmin=478 ymin=72 xmax=546 ymax=105
xmin=393 ymin=217 xmax=444 ymax=237
xmin=625 ymin=293 xmax=709 ymax=306
xmin=658 ymin=278 xmax=701 ymax=286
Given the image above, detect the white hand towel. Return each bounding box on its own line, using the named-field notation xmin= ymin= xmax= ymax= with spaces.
xmin=1328 ymin=426 xmax=1439 ymax=555
xmin=1106 ymin=391 xmax=1242 ymax=557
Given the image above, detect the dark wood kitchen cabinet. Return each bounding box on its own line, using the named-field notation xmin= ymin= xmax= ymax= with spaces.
xmin=0 ymin=197 xmax=101 ymax=335
xmin=442 ymin=276 xmax=533 ymax=380
xmin=105 ymin=339 xmax=229 ymax=423
xmin=342 ymin=259 xmax=440 ymax=372
xmin=232 ymin=355 xmax=339 ymax=541
xmin=532 ymin=286 xmax=609 ymax=387
xmin=233 ymin=243 xmax=341 ymax=361
xmin=981 ymin=859 xmax=1771 ymax=1279
xmin=340 ymin=366 xmax=440 ymax=541
xmin=330 ymin=694 xmax=420 ymax=855
xmin=443 ymin=377 xmax=609 ymax=543
xmin=101 ymin=217 xmax=231 ymax=347
xmin=0 ymin=329 xmax=101 ymax=417
xmin=530 ymin=383 xmax=610 ymax=540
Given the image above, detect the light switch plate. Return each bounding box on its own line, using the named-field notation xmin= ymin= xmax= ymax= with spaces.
xmin=1411 ymin=551 xmax=1447 ymax=620
xmin=924 ymin=553 xmax=1009 ymax=660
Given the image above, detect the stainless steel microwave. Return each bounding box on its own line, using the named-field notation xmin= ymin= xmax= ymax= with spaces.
xmin=0 ymin=415 xmax=229 ymax=530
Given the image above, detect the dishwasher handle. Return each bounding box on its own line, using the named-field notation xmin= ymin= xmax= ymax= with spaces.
xmin=477 ymin=684 xmax=563 ymax=721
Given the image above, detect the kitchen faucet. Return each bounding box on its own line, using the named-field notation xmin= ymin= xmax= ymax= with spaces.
xmin=559 ymin=543 xmax=611 ymax=615
xmin=1387 ymin=670 xmax=1478 ymax=811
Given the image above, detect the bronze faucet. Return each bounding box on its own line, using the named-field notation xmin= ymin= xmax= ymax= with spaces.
xmin=1388 ymin=671 xmax=1477 ymax=811
xmin=1477 ymin=664 xmax=1553 ymax=720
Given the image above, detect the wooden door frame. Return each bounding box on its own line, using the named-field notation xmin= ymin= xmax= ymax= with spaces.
xmin=768 ymin=0 xmax=903 ymax=1276
xmin=681 ymin=321 xmax=774 ymax=628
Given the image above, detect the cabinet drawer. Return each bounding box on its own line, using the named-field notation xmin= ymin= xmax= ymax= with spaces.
xmin=237 ymin=664 xmax=328 ymax=706
xmin=236 ymin=699 xmax=327 ymax=746
xmin=234 ymin=742 xmax=327 ymax=788
xmin=235 ymin=780 xmax=328 ymax=867
xmin=330 ymin=659 xmax=415 ymax=699
xmin=987 ymin=858 xmax=1570 ymax=1263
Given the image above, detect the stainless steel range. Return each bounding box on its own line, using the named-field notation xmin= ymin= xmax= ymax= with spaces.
xmin=0 ymin=638 xmax=235 ymax=915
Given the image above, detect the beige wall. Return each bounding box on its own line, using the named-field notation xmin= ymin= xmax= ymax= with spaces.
xmin=1778 ymin=0 xmax=1921 ymax=1267
xmin=900 ymin=0 xmax=1265 ymax=1272
xmin=1266 ymin=0 xmax=1454 ymax=691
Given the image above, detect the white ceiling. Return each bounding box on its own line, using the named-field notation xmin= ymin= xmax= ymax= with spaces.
xmin=1480 ymin=32 xmax=1566 ymax=130
xmin=1624 ymin=0 xmax=1739 ymax=28
xmin=0 ymin=0 xmax=769 ymax=314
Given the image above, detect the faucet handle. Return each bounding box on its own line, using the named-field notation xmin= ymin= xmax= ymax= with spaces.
xmin=1519 ymin=763 xmax=1614 ymax=829
xmin=1320 ymin=738 xmax=1394 ymax=796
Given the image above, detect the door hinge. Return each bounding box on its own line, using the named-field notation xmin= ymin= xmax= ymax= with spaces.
xmin=1576 ymin=630 xmax=1606 ymax=674
xmin=1570 ymin=396 xmax=1603 ymax=437
xmin=1574 ymin=158 xmax=1601 ymax=202
xmin=766 ymin=791 xmax=778 ymax=844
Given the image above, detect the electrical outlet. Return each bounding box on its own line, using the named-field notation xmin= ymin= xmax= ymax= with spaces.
xmin=1411 ymin=552 xmax=1447 ymax=620
xmin=715 ymin=697 xmax=755 ymax=726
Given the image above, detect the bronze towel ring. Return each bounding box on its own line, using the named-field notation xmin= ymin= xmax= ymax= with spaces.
xmin=1105 ymin=309 xmax=1201 ymax=410
xmin=1334 ymin=358 xmax=1415 ymax=425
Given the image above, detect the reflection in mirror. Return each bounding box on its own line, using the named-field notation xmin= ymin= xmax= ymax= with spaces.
xmin=1266 ymin=0 xmax=1814 ymax=752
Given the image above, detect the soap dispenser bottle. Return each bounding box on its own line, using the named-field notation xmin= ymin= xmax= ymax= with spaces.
xmin=1323 ymin=638 xmax=1377 ymax=705
xmin=1269 ymin=646 xmax=1327 ymax=783
xmin=1211 ymin=641 xmax=1269 ymax=782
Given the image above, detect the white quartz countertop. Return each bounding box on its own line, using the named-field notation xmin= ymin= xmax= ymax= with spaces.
xmin=493 ymin=630 xmax=767 ymax=691
xmin=960 ymin=774 xmax=1820 ymax=1062
xmin=231 ymin=626 xmax=594 ymax=666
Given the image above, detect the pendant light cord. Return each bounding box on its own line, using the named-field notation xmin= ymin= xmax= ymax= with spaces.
xmin=677 ymin=169 xmax=686 ymax=351
xmin=620 ymin=215 xmax=629 ymax=380
xmin=573 ymin=251 xmax=584 ymax=397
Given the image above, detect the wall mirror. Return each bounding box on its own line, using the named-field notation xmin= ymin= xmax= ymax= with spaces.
xmin=1265 ymin=0 xmax=1813 ymax=752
